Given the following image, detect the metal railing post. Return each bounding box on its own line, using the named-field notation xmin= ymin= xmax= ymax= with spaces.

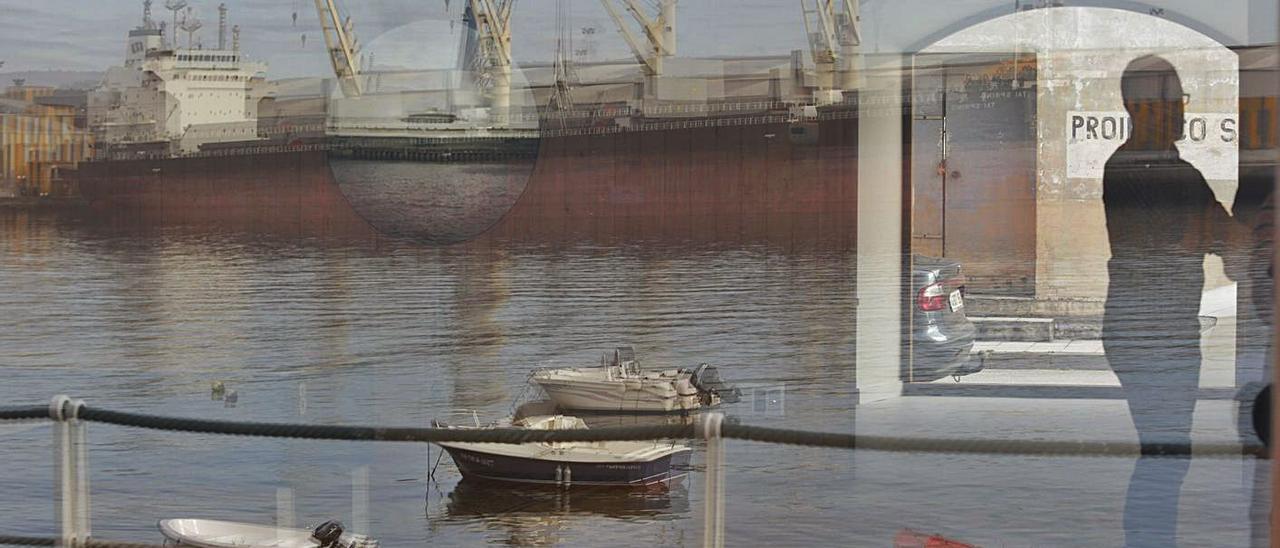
xmin=53 ymin=397 xmax=72 ymax=547
xmin=75 ymin=415 xmax=90 ymax=542
xmin=352 ymin=466 xmax=369 ymax=535
xmin=51 ymin=395 xmax=88 ymax=547
xmin=698 ymin=412 xmax=725 ymax=548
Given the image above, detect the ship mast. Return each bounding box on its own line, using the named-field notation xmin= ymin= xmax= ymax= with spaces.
xmin=218 ymin=3 xmax=228 ymax=50
xmin=599 ymin=0 xmax=676 ymax=78
xmin=800 ymin=0 xmax=860 ymax=104
xmin=466 ymin=0 xmax=515 ymax=117
xmin=179 ymin=7 xmax=204 ymax=50
xmin=163 ymin=0 xmax=188 ymax=48
xmin=313 ymin=0 xmax=363 ymax=98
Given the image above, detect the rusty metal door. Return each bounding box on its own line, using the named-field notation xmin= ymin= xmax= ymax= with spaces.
xmin=911 ymin=71 xmax=946 ymax=258
xmin=911 ymin=53 xmax=1038 ymax=296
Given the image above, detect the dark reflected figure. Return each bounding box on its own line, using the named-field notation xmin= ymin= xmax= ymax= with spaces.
xmin=1235 ymin=168 xmax=1273 ymax=547
xmin=1102 ymin=55 xmax=1239 ymax=547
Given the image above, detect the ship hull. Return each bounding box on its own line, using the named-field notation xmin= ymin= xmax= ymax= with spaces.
xmin=486 ymin=118 xmax=858 ymax=250
xmin=75 ymin=116 xmax=859 ymax=249
xmin=76 ymin=149 xmax=380 ymax=240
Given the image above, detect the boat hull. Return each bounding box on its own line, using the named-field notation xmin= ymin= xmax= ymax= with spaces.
xmin=158 ymin=519 xmax=321 ymax=548
xmin=440 ymin=444 xmax=691 ymax=487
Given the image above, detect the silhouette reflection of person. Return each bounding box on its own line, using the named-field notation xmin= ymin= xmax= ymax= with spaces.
xmin=1102 ymin=55 xmax=1240 ymax=547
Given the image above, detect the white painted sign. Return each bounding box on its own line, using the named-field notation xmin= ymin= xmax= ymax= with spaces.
xmin=1066 ymin=111 xmax=1238 ymax=180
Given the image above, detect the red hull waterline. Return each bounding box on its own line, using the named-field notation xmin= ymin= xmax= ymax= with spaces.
xmin=76 ymin=118 xmax=859 ymax=251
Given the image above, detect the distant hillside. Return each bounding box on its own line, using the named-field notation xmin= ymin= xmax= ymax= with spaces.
xmin=0 ymin=70 xmax=103 ymax=90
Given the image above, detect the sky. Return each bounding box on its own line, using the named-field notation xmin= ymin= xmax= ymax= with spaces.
xmin=0 ymin=1 xmax=1268 ymax=80
xmin=0 ymin=0 xmax=814 ymax=78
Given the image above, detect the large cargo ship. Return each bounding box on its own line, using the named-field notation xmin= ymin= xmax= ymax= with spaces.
xmin=76 ymin=1 xmax=860 ymax=250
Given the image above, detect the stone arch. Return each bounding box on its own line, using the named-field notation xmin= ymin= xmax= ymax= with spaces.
xmin=903 ymin=2 xmax=1239 ymax=54
xmin=910 ymin=6 xmax=1238 ymax=307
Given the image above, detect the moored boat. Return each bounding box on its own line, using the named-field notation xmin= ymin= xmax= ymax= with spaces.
xmin=434 ymin=414 xmax=691 ymax=487
xmin=531 ymin=347 xmax=739 ymax=413
xmin=157 ymin=518 xmax=377 ymax=548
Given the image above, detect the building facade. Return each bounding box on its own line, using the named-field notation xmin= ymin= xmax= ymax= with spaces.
xmin=0 ymin=84 xmax=94 ymax=197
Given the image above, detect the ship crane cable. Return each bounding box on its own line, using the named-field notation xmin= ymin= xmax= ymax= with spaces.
xmin=549 ymin=0 xmax=580 ymax=116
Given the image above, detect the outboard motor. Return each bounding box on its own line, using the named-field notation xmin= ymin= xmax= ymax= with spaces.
xmin=312 ymin=520 xmax=345 ymax=547
xmin=311 ymin=520 xmax=380 ymax=548
xmin=690 ymin=363 xmax=741 ymax=404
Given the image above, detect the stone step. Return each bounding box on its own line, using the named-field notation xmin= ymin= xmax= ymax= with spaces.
xmin=964 ymin=294 xmax=1105 ymax=319
xmin=972 ymin=345 xmax=1105 ymax=371
xmin=963 ymin=295 xmax=1037 ymax=317
xmin=1053 ymin=318 xmax=1103 ymax=340
xmin=969 ymin=316 xmax=1056 ymax=342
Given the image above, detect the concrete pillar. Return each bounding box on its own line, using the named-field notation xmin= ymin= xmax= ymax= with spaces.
xmin=856 ymin=53 xmax=905 ymax=403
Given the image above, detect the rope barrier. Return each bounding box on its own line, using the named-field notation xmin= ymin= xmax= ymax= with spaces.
xmin=0 ymin=536 xmax=163 ymax=547
xmin=0 ymin=401 xmax=1266 ymax=458
xmin=77 ymin=407 xmax=694 ymax=444
xmin=850 ymin=435 xmax=1266 ymax=459
xmin=0 ymin=536 xmax=52 ymax=547
xmin=721 ymin=422 xmax=856 ymax=450
xmin=0 ymin=406 xmax=49 ymax=421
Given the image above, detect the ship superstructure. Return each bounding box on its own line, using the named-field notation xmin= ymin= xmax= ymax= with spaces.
xmin=88 ymin=1 xmax=267 ymax=157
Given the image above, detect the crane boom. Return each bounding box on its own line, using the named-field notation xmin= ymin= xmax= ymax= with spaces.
xmin=599 ymin=0 xmax=675 ymax=77
xmin=801 ymin=0 xmax=859 ymax=101
xmin=314 ymin=0 xmax=362 ymax=98
xmin=467 ymin=0 xmax=515 ymax=113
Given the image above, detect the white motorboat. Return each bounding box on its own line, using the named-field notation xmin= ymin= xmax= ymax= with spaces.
xmin=434 ymin=414 xmax=692 ymax=487
xmin=158 ymin=518 xmax=377 ymax=548
xmin=530 ymin=347 xmax=738 ymax=413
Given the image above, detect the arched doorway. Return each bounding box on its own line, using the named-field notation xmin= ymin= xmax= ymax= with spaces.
xmin=909 ymin=7 xmax=1239 ymax=306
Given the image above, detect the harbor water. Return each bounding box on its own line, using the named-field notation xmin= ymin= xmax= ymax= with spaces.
xmin=0 ymin=208 xmax=1264 ymax=546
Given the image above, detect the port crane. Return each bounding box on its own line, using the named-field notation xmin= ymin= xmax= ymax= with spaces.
xmin=598 ymin=0 xmax=676 ymax=78
xmin=801 ymin=0 xmax=860 ymax=103
xmin=314 ymin=0 xmax=363 ymax=97
xmin=463 ymin=0 xmax=516 ymax=114
xmin=315 ymin=0 xmax=515 ymax=114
